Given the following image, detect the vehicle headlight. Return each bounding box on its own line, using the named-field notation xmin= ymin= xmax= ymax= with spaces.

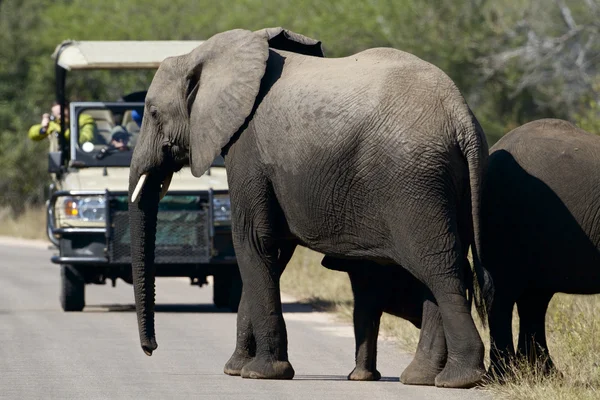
xmin=63 ymin=196 xmax=106 ymax=222
xmin=212 ymin=194 xmax=231 ymax=225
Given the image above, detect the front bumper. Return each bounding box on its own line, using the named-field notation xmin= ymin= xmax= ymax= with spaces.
xmin=47 ymin=189 xmax=236 ymax=266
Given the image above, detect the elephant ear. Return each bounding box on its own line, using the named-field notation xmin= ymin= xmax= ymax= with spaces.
xmin=254 ymin=27 xmax=325 ymax=57
xmin=187 ymin=29 xmax=269 ymax=177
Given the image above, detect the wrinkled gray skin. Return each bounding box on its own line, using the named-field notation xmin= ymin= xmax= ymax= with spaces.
xmin=128 ymin=27 xmax=492 ymax=388
xmin=322 ymin=257 xmax=448 ymax=385
xmin=482 ymin=119 xmax=600 ymax=377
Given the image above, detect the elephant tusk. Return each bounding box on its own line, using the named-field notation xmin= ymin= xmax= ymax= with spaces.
xmin=131 ymin=173 xmax=148 ymax=203
xmin=159 ymin=172 xmax=173 ymax=200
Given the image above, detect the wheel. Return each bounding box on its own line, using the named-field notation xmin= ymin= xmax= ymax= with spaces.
xmin=213 ymin=266 xmax=242 ymax=312
xmin=60 ymin=265 xmax=85 ymax=312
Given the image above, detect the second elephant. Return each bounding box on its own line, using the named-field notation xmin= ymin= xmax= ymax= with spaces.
xmin=482 ymin=119 xmax=600 ymax=376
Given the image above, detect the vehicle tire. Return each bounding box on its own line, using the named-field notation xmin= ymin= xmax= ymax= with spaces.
xmin=213 ymin=267 xmax=242 ymax=312
xmin=60 ymin=265 xmax=85 ymax=312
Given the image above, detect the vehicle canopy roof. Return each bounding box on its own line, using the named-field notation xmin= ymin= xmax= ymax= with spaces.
xmin=52 ymin=40 xmax=205 ymax=70
xmin=50 ymin=40 xmax=204 ymax=168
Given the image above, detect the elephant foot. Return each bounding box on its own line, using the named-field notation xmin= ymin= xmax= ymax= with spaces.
xmin=224 ymin=352 xmax=253 ymax=376
xmin=434 ymin=359 xmax=485 ymax=389
xmin=240 ymin=358 xmax=295 ymax=380
xmin=400 ymin=357 xmax=442 ymax=386
xmin=348 ymin=367 xmax=381 ymax=381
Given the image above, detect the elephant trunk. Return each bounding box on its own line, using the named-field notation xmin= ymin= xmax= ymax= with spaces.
xmin=129 ymin=172 xmax=161 ymax=356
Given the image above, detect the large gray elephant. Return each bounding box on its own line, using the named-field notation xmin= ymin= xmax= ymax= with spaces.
xmin=127 ymin=27 xmax=492 ymax=388
xmin=482 ymin=119 xmax=600 ymax=377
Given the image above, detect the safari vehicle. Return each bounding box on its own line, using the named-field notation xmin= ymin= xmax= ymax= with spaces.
xmin=46 ymin=40 xmax=242 ymax=312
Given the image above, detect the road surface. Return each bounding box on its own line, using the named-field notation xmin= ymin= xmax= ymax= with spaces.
xmin=0 ymin=238 xmax=489 ymax=399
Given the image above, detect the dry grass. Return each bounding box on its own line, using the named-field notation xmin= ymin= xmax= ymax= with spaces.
xmin=486 ymin=294 xmax=600 ymax=400
xmin=0 ymin=206 xmax=47 ymax=240
xmin=281 ymin=247 xmax=600 ymax=400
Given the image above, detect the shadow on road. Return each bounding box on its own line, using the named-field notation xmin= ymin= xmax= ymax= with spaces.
xmin=83 ymin=301 xmax=328 ymax=313
xmin=293 ymin=375 xmax=399 ymax=382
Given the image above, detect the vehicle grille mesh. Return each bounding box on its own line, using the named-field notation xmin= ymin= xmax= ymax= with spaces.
xmin=109 ymin=206 xmax=211 ymax=264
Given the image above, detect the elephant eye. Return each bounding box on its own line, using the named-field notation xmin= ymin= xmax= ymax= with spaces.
xmin=149 ymin=106 xmax=158 ymax=118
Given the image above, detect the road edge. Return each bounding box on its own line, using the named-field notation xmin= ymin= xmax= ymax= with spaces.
xmin=0 ymin=236 xmax=52 ymax=249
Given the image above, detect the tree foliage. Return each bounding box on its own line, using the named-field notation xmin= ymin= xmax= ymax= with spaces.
xmin=0 ymin=0 xmax=598 ymax=213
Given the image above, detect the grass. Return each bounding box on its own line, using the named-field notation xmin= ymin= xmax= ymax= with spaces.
xmin=280 ymin=247 xmax=600 ymax=400
xmin=4 ymin=208 xmax=599 ymax=398
xmin=485 ymin=294 xmax=600 ymax=400
xmin=0 ymin=206 xmax=48 ymax=240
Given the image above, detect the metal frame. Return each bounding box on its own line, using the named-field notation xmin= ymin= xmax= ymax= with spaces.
xmin=47 ymin=189 xmax=229 ymax=265
xmin=54 ymin=42 xmax=70 ymax=169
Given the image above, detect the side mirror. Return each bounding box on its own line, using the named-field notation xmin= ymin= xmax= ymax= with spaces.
xmin=48 ymin=152 xmax=63 ymax=173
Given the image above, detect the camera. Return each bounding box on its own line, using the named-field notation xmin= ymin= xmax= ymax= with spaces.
xmin=49 ymin=115 xmax=56 ymax=122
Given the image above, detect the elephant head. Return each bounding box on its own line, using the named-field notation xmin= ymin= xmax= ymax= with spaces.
xmin=128 ymin=28 xmax=322 ymax=356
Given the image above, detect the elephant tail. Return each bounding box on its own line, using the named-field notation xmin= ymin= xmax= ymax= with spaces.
xmin=458 ymin=111 xmax=494 ymax=328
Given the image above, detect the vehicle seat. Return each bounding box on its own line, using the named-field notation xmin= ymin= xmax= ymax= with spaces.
xmin=122 ymin=110 xmax=133 ymax=127
xmin=125 ymin=121 xmax=140 ymax=134
xmin=85 ymin=109 xmax=115 ymax=145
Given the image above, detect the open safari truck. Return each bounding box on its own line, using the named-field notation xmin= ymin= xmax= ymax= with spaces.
xmin=46 ymin=40 xmax=242 ymax=312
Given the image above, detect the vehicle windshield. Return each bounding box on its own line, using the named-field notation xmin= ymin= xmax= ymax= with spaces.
xmin=77 ymin=104 xmax=142 ymax=150
xmin=70 ymin=102 xmax=224 ymax=168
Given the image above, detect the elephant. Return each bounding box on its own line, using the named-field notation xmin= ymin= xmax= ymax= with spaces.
xmin=321 ymin=257 xmax=447 ymax=385
xmin=127 ymin=27 xmax=493 ymax=388
xmin=481 ymin=119 xmax=600 ymax=377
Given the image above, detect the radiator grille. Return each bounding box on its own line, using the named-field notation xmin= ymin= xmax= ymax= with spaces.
xmin=109 ymin=196 xmax=211 ymax=264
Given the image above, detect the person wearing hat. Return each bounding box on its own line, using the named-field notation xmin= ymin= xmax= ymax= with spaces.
xmin=109 ymin=127 xmax=131 ymax=151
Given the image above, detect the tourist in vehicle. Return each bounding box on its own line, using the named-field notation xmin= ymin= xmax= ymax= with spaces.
xmin=109 ymin=127 xmax=131 ymax=151
xmin=28 ymin=101 xmax=95 ymax=144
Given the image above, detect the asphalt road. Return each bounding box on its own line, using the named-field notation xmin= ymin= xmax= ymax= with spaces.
xmin=0 ymin=238 xmax=489 ymax=399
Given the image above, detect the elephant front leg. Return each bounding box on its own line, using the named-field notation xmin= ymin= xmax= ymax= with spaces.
xmin=236 ymin=249 xmax=294 ymax=379
xmin=224 ymin=288 xmax=255 ymax=376
xmin=488 ymin=295 xmax=517 ymax=380
xmin=516 ymin=292 xmax=557 ymax=376
xmin=226 ymin=242 xmax=296 ymax=378
xmin=347 ymin=271 xmax=383 ymax=381
xmin=400 ymin=299 xmax=446 ymax=386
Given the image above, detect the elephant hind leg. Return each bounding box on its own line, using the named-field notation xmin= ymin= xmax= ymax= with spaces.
xmin=427 ymin=272 xmax=486 ymax=388
xmin=400 ymin=251 xmax=485 ymax=388
xmin=390 ymin=207 xmax=485 ymax=387
xmin=516 ymin=291 xmax=556 ymax=375
xmin=400 ymin=298 xmax=446 ymax=386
